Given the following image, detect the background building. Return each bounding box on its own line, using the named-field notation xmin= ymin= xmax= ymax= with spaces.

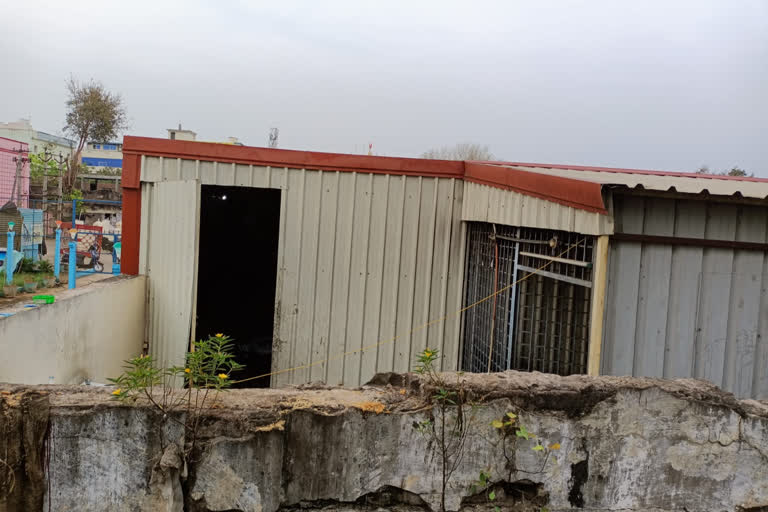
xmin=79 ymin=126 xmax=244 ymax=176
xmin=167 ymin=125 xmax=197 ymax=141
xmin=81 ymin=141 xmax=123 ymax=174
xmin=0 ymin=119 xmax=74 ymax=158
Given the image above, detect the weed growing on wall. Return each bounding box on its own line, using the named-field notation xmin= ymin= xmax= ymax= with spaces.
xmin=412 ymin=348 xmax=477 ymax=512
xmin=489 ymin=409 xmax=560 ymax=477
xmin=468 ymin=411 xmax=560 ymax=510
xmin=412 ymin=349 xmax=561 ymax=511
xmin=108 ymin=334 xmax=244 ymax=461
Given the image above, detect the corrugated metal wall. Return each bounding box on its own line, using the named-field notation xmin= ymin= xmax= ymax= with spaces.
xmin=462 ymin=182 xmax=614 ymax=236
xmin=139 ymin=156 xmax=466 ymax=387
xmin=143 ymin=180 xmax=200 ymax=370
xmin=602 ymin=193 xmax=768 ymax=398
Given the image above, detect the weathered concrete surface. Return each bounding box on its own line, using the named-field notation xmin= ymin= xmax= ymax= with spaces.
xmin=0 ymin=275 xmax=146 ymax=385
xmin=1 ymin=372 xmax=768 ymax=512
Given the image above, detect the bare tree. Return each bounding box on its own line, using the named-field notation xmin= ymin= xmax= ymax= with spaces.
xmin=421 ymin=143 xmax=495 ymax=161
xmin=63 ymin=77 xmax=127 ymax=193
xmin=697 ymin=165 xmax=752 ymax=177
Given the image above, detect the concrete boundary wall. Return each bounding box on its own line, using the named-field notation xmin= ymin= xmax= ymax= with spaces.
xmin=0 ymin=275 xmax=146 ymax=385
xmin=1 ymin=372 xmax=767 ymax=511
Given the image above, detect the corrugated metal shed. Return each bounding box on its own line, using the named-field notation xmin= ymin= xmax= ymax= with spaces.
xmin=462 ymin=182 xmax=613 ymax=235
xmin=138 ymin=155 xmax=466 ymax=387
xmin=493 ymin=162 xmax=768 ymax=199
xmin=601 ymin=193 xmax=768 ymax=398
xmin=124 ymin=137 xmax=768 ymax=398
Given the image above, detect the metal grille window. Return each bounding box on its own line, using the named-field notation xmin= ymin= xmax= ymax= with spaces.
xmin=461 ymin=223 xmax=594 ymax=376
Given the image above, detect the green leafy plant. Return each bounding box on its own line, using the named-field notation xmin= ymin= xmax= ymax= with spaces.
xmin=36 ymin=260 xmax=54 ymax=274
xmin=470 ymin=470 xmax=500 ymax=512
xmin=412 ymin=348 xmax=477 ymax=512
xmin=29 ymin=148 xmax=62 ymax=180
xmin=490 ymin=410 xmax=561 ymax=475
xmin=108 ymin=333 xmax=244 ymax=460
xmin=19 ymin=258 xmax=37 ymax=274
xmin=65 ymin=189 xmax=86 ymax=216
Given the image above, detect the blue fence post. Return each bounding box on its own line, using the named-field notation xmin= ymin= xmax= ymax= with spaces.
xmin=68 ymin=229 xmax=76 ymax=289
xmin=54 ymin=225 xmax=62 ymax=281
xmin=112 ymin=234 xmax=120 ymax=275
xmin=72 ymin=198 xmax=77 ymax=225
xmin=5 ymin=223 xmax=15 ymax=285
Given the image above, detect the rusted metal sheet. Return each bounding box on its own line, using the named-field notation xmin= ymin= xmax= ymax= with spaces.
xmin=139 ymin=156 xmax=465 ymax=387
xmin=602 ymin=194 xmax=768 ymax=398
xmin=461 ymin=182 xmax=614 ymax=236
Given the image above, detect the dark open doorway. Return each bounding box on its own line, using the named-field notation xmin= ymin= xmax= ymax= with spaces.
xmin=195 ymin=185 xmax=281 ymax=388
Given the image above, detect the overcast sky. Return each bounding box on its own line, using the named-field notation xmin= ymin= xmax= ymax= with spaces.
xmin=1 ymin=0 xmax=766 ymax=175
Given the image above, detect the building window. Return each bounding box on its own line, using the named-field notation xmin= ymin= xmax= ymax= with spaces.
xmin=93 ymin=144 xmax=101 ymax=150
xmin=103 ymin=144 xmax=117 ymax=151
xmin=461 ymin=223 xmax=595 ymax=376
xmin=170 ymin=132 xmax=176 ymax=140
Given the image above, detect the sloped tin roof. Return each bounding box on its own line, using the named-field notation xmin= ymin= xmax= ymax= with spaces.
xmin=490 ymin=162 xmax=768 ymax=200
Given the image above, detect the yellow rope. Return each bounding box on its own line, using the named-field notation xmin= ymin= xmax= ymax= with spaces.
xmin=232 ymin=238 xmax=587 ymax=384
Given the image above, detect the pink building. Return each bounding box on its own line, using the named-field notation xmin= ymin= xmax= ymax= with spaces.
xmin=0 ymin=136 xmax=29 ymax=208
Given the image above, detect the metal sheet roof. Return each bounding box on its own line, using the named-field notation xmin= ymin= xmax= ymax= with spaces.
xmin=492 ymin=162 xmax=768 ymax=200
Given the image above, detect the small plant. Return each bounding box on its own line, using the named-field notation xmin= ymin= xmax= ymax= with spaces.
xmin=490 ymin=410 xmax=561 ymax=475
xmin=109 ymin=333 xmax=244 ymax=461
xmin=412 ymin=348 xmax=477 ymax=512
xmin=19 ymin=258 xmax=36 ymax=274
xmin=470 ymin=470 xmax=500 ymax=512
xmin=36 ymin=260 xmax=54 ymax=274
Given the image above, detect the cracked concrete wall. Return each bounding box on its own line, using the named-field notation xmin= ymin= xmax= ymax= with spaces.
xmin=1 ymin=372 xmax=767 ymax=512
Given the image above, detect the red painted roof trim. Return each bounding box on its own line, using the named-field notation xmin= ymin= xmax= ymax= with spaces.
xmin=123 ymin=136 xmax=465 ymax=178
xmin=489 ymin=161 xmax=768 ymax=183
xmin=122 ymin=137 xmax=608 ymax=213
xmin=465 ymin=162 xmax=607 ymax=214
xmin=121 ymin=138 xmax=611 ymax=215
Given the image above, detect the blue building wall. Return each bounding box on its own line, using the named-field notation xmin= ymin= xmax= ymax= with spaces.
xmin=82 ymin=157 xmax=122 ymax=168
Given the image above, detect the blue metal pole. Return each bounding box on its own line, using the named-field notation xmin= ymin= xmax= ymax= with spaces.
xmin=111 ymin=234 xmax=120 ymax=275
xmin=68 ymin=239 xmax=76 ymax=289
xmin=72 ymin=198 xmax=77 ymax=224
xmin=5 ymin=231 xmax=15 ymax=285
xmin=54 ymin=228 xmax=62 ymax=281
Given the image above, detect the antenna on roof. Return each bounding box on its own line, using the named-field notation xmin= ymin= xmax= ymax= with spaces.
xmin=268 ymin=127 xmax=279 ymax=149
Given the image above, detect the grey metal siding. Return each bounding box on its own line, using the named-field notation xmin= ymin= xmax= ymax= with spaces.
xmin=602 ymin=194 xmax=768 ymax=398
xmin=140 ymin=157 xmax=465 ymax=387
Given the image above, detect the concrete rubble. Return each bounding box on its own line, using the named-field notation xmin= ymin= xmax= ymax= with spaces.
xmin=1 ymin=371 xmax=767 ymax=511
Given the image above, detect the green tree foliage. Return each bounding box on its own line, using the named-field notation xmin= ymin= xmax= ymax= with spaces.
xmin=63 ymin=77 xmax=127 ymax=193
xmin=29 ymin=151 xmax=60 ymax=180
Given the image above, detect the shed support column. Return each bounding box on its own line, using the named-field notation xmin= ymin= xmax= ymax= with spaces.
xmin=587 ymin=235 xmax=609 ymax=375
